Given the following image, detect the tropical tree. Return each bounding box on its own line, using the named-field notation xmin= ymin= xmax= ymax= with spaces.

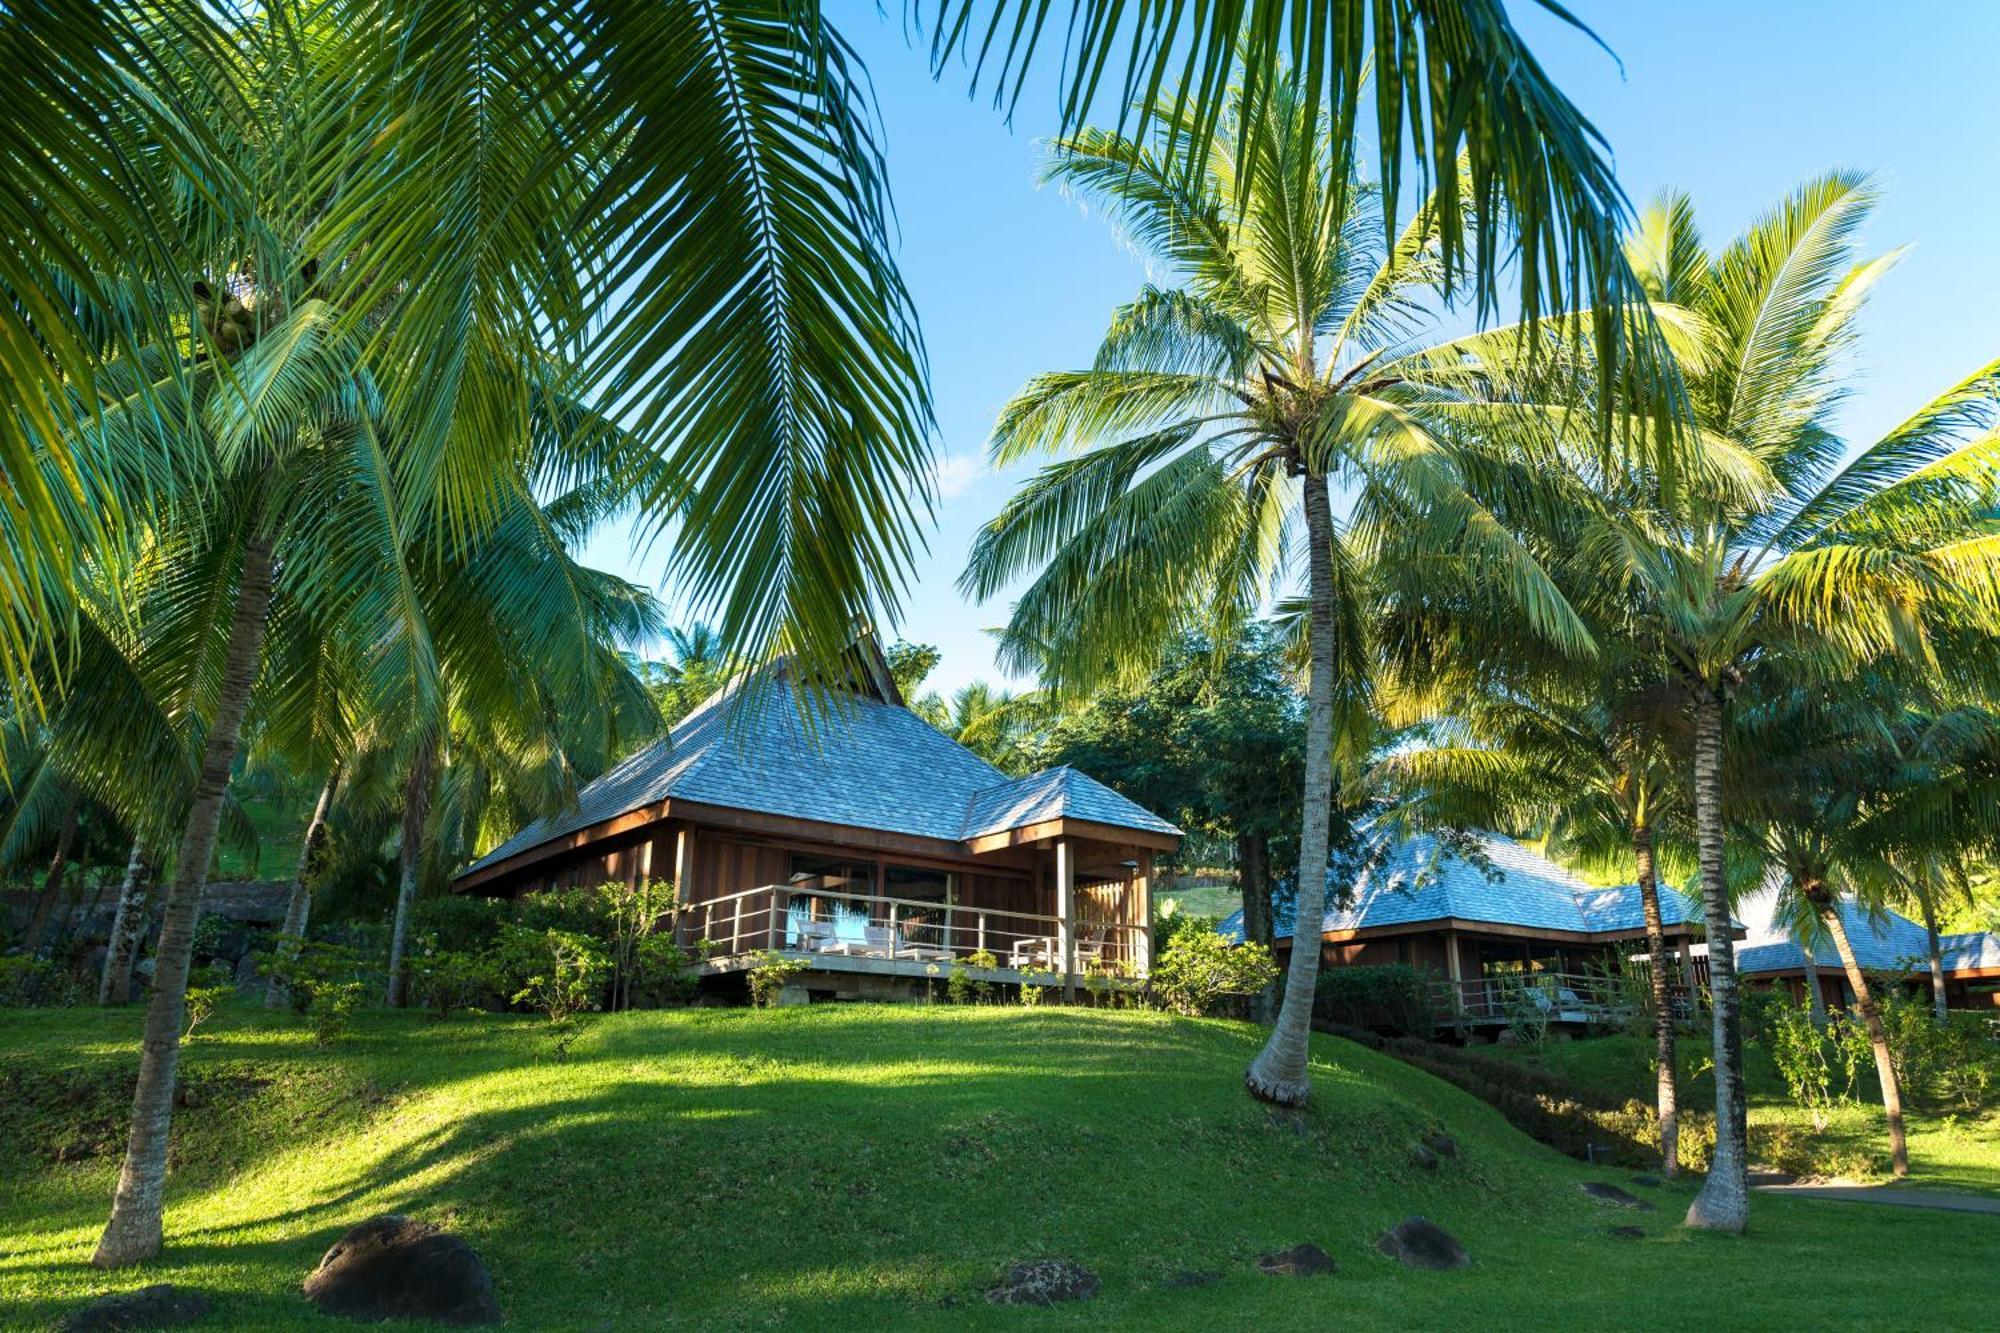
xmin=963 ymin=76 xmax=1603 ymax=1106
xmin=1373 ymin=668 xmax=1693 ymax=1176
xmin=1569 ymin=176 xmax=2000 ymax=1230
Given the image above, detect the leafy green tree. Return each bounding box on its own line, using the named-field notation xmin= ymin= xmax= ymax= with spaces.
xmin=963 ymin=77 xmax=1595 ymax=1106
xmin=1563 ymin=176 xmax=2000 ymax=1231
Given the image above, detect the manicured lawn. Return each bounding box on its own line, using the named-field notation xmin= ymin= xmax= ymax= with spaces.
xmin=1491 ymin=1032 xmax=2000 ymax=1195
xmin=3 ymin=1004 xmax=1996 ymax=1330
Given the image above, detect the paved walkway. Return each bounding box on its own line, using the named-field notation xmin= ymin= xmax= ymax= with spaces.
xmin=1751 ymin=1181 xmax=2000 ymax=1214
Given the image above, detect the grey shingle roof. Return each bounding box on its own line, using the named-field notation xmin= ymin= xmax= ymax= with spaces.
xmin=1736 ymin=901 xmax=1998 ymax=976
xmin=461 ymin=668 xmax=1178 ymax=876
xmin=1217 ymin=829 xmax=1704 ymax=943
xmin=962 ymin=765 xmax=1180 ymax=840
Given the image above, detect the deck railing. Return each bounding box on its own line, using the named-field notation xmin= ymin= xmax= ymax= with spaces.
xmin=675 ymin=883 xmax=1147 ymax=977
xmin=1428 ymin=971 xmax=1699 ymax=1027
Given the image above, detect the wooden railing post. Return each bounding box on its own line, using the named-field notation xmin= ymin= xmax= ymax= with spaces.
xmin=977 ymin=913 xmax=987 ymax=955
xmin=888 ymin=902 xmax=900 ymax=958
xmin=1056 ymin=839 xmax=1076 ymax=1002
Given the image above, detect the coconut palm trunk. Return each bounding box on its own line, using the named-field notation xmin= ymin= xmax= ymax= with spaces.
xmin=1237 ymin=830 xmax=1275 ymax=1022
xmin=98 ymin=840 xmax=151 ymax=1005
xmin=384 ymin=735 xmax=436 ymax=1008
xmin=23 ymin=799 xmax=79 ymax=956
xmin=1802 ymin=941 xmax=1828 ymax=1024
xmin=94 ymin=529 xmax=276 ymax=1268
xmin=265 ymin=768 xmax=338 ymax=1008
xmin=1685 ymin=689 xmax=1749 ymax=1232
xmin=1917 ymin=888 xmax=1949 ymax=1025
xmin=1810 ymin=885 xmax=1909 ymax=1177
xmin=1633 ymin=824 xmax=1679 ymax=1176
xmin=1245 ymin=469 xmax=1339 ymax=1106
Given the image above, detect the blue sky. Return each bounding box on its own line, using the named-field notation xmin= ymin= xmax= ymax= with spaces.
xmin=583 ymin=1 xmax=2000 ymax=694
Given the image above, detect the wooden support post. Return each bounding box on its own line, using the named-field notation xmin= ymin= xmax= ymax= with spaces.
xmin=672 ymin=827 xmax=693 ymax=946
xmin=889 ymin=902 xmax=900 ymax=959
xmin=1056 ymin=839 xmax=1076 ymax=1002
xmin=1677 ymin=935 xmax=1696 ymax=992
xmin=1443 ymin=928 xmax=1465 ymax=1015
xmin=977 ymin=912 xmax=987 ymax=954
xmin=1134 ymin=851 xmax=1153 ymax=976
xmin=732 ymin=894 xmax=744 ymax=952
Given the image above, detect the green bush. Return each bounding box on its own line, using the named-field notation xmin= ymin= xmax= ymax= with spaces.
xmin=306 ymin=980 xmax=366 ymax=1047
xmin=1149 ymin=921 xmax=1278 ymax=1017
xmin=746 ymin=951 xmax=808 ymax=1008
xmin=407 ymin=937 xmax=500 ymax=1018
xmin=182 ymin=964 xmax=235 ymax=1038
xmin=1312 ymin=964 xmax=1433 ymax=1036
xmin=258 ymin=938 xmax=374 ymax=1015
xmin=947 ymin=950 xmax=998 ymax=1005
xmin=627 ymin=933 xmax=700 ymax=1008
xmin=0 ymin=956 xmax=78 ymax=1008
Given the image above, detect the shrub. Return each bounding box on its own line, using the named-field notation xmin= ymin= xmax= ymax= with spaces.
xmin=627 ymin=934 xmax=700 ymax=1008
xmin=1313 ymin=964 xmax=1433 ymax=1036
xmin=258 ymin=938 xmax=373 ymax=1015
xmin=306 ymin=980 xmax=366 ymax=1047
xmin=407 ymin=938 xmax=499 ymax=1018
xmin=0 ymin=956 xmax=77 ymax=1008
xmin=505 ymin=926 xmax=609 ymax=1026
xmin=1016 ymin=962 xmax=1054 ymax=1005
xmin=182 ymin=964 xmax=235 ymax=1038
xmin=947 ymin=950 xmax=998 ymax=1005
xmin=1767 ymin=994 xmax=1841 ymax=1128
xmin=1149 ymin=922 xmax=1278 ymax=1017
xmin=746 ymin=951 xmax=808 ymax=1008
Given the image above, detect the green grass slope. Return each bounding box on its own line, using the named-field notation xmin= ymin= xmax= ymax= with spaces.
xmin=2 ymin=1005 xmax=1993 ymax=1330
xmin=1490 ymin=1032 xmax=2000 ymax=1194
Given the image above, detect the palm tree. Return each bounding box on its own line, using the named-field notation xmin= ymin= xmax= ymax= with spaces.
xmin=1572 ymin=177 xmax=2000 ymax=1230
xmin=1374 ymin=669 xmax=1692 ymax=1176
xmin=963 ymin=76 xmax=1597 ymax=1106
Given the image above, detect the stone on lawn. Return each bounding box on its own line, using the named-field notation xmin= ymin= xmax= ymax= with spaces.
xmin=1578 ymin=1182 xmax=1654 ymax=1211
xmin=1376 ymin=1217 xmax=1470 ymax=1271
xmin=1423 ymin=1132 xmax=1459 ymax=1159
xmin=1607 ymin=1226 xmax=1646 ymax=1240
xmin=1407 ymin=1142 xmax=1440 ymax=1171
xmin=985 ymin=1259 xmax=1099 ymax=1306
xmin=60 ymin=1284 xmax=210 ymax=1332
xmin=1256 ymin=1243 xmax=1338 ymax=1277
xmin=302 ymin=1215 xmax=501 ymax=1326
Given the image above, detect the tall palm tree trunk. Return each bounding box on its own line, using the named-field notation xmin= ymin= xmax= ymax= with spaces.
xmin=99 ymin=840 xmax=151 ymax=1005
xmin=384 ymin=735 xmax=436 ymax=1008
xmin=1802 ymin=941 xmax=1828 ymax=1025
xmin=1633 ymin=824 xmax=1679 ymax=1177
xmin=1917 ymin=889 xmax=1949 ymax=1025
xmin=1685 ymin=688 xmax=1749 ymax=1233
xmin=94 ymin=530 xmax=275 ymax=1269
xmin=1246 ymin=469 xmax=1338 ymax=1106
xmin=24 ymin=799 xmax=79 ymax=956
xmin=265 ymin=768 xmax=339 ymax=1008
xmin=1238 ymin=830 xmax=1276 ymax=1022
xmin=1810 ymin=885 xmax=1909 ymax=1177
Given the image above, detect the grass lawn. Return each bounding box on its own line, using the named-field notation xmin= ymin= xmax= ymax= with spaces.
xmin=1490 ymin=1032 xmax=2000 ymax=1195
xmin=4 ymin=1005 xmax=1996 ymax=1330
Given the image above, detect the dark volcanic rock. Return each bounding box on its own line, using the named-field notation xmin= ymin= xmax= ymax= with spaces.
xmin=1607 ymin=1225 xmax=1647 ymax=1240
xmin=302 ymin=1215 xmax=500 ymax=1326
xmin=1376 ymin=1217 xmax=1471 ymax=1271
xmin=985 ymin=1259 xmax=1099 ymax=1306
xmin=1579 ymin=1182 xmax=1654 ymax=1210
xmin=1407 ymin=1142 xmax=1441 ymax=1171
xmin=60 ymin=1284 xmax=210 ymax=1331
xmin=1256 ymin=1243 xmax=1338 ymax=1277
xmin=1423 ymin=1132 xmax=1459 ymax=1159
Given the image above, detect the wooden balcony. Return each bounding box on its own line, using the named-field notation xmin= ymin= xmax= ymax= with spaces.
xmin=676 ymin=883 xmax=1149 ymax=993
xmin=1429 ymin=971 xmax=1701 ymax=1029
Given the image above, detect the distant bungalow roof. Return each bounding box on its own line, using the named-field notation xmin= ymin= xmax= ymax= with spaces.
xmin=459 ymin=654 xmax=1178 ymax=880
xmin=1219 ymin=828 xmax=1708 ymax=943
xmin=1734 ymin=898 xmax=2000 ymax=978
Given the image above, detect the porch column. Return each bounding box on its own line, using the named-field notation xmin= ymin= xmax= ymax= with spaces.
xmin=1056 ymin=839 xmax=1076 ymax=1002
xmin=1133 ymin=851 xmax=1153 ymax=976
xmin=1676 ymin=935 xmax=1696 ymax=992
xmin=672 ymin=827 xmax=694 ymax=947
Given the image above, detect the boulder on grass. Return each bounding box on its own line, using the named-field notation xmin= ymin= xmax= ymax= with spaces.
xmin=1578 ymin=1182 xmax=1654 ymax=1211
xmin=1256 ymin=1243 xmax=1337 ymax=1277
xmin=302 ymin=1215 xmax=500 ymax=1326
xmin=60 ymin=1284 xmax=210 ymax=1331
xmin=1423 ymin=1132 xmax=1458 ymax=1159
xmin=1607 ymin=1225 xmax=1646 ymax=1240
xmin=1375 ymin=1217 xmax=1470 ymax=1271
xmin=985 ymin=1259 xmax=1099 ymax=1306
xmin=1407 ymin=1142 xmax=1441 ymax=1171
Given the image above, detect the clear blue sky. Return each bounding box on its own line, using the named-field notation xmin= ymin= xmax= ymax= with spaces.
xmin=583 ymin=1 xmax=2000 ymax=695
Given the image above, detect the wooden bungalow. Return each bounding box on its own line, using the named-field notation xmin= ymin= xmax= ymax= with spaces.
xmin=1224 ymin=829 xmax=1734 ymax=1030
xmin=1729 ymin=893 xmax=2000 ymax=1014
xmin=453 ymin=638 xmax=1181 ymax=1002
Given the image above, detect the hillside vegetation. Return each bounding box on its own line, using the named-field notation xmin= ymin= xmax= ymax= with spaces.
xmin=3 ymin=1006 xmax=1993 ymax=1330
